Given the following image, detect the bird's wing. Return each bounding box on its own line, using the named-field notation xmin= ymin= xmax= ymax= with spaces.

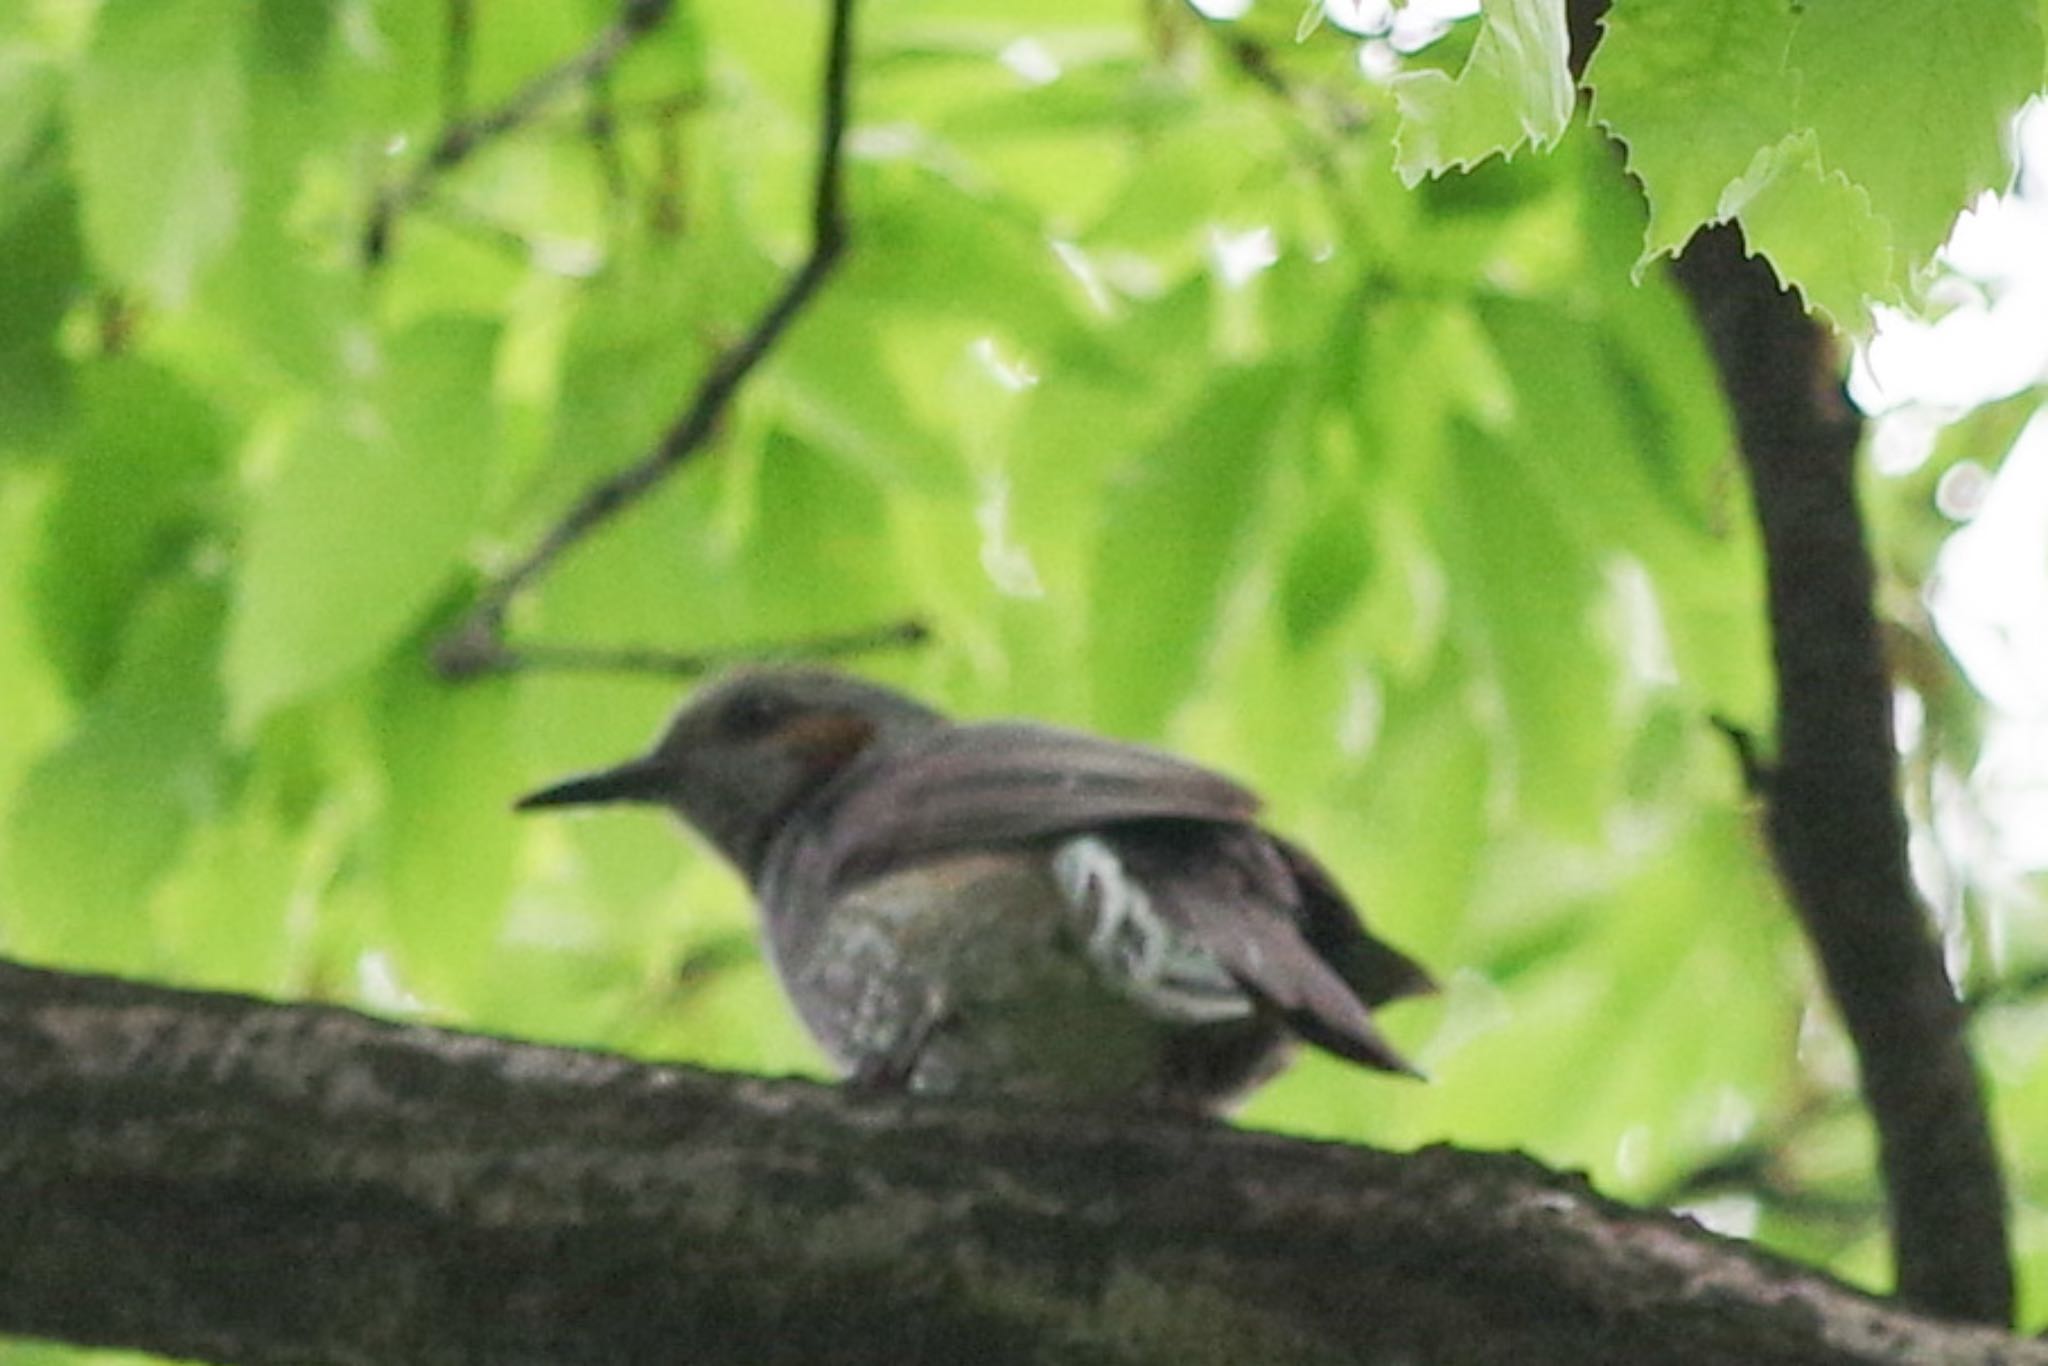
xmin=806 ymin=722 xmax=1427 ymax=1076
xmin=815 ymin=722 xmax=1261 ymax=879
xmin=1105 ymin=826 xmax=1423 ymax=1076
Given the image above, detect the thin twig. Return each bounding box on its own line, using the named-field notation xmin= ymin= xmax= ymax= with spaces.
xmin=366 ymin=0 xmax=676 ymax=265
xmin=1708 ymin=714 xmax=1773 ymax=795
xmin=435 ymin=0 xmax=864 ymax=678
xmin=1194 ymin=23 xmax=1369 ymax=236
xmin=584 ymin=77 xmax=634 ymax=210
xmin=1652 ymin=1092 xmax=1857 ymax=1205
xmin=1964 ymin=962 xmax=2048 ymax=1017
xmin=442 ymin=0 xmax=474 ymax=127
xmin=434 ymin=619 xmax=928 ymax=682
xmin=647 ymin=94 xmax=688 ymax=236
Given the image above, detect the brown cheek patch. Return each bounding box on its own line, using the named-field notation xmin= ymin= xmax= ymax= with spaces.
xmin=776 ymin=711 xmax=878 ymax=775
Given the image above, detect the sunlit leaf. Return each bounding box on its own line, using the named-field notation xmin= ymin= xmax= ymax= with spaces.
xmin=1439 ymin=421 xmax=1616 ymax=836
xmin=1393 ymin=0 xmax=1573 ymax=185
xmin=1278 ymin=498 xmax=1375 ymax=652
xmin=1090 ymin=363 xmax=1294 ymax=736
xmin=225 ymin=318 xmax=499 ymax=732
xmin=1587 ymin=0 xmax=1800 ymax=264
xmin=68 ymin=0 xmax=251 ymax=303
xmin=3 ymin=579 xmax=225 ymax=972
xmin=377 ymin=655 xmax=520 ymax=1007
xmin=1591 ymin=0 xmax=2043 ymax=325
xmin=0 ymin=49 xmax=59 ymax=177
xmin=0 ymin=150 xmax=81 ymax=450
xmin=31 ymin=361 xmax=227 ymax=698
xmin=1733 ymin=131 xmax=1898 ymax=334
xmin=1790 ymin=0 xmax=2042 ymax=273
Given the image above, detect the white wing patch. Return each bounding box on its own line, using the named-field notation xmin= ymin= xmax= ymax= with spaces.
xmin=1051 ymin=836 xmax=1252 ymax=1023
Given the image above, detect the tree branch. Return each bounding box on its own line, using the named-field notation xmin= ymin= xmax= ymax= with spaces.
xmin=433 ymin=0 xmax=867 ymax=681
xmin=1562 ymin=3 xmax=2014 ymax=1324
xmin=433 ymin=617 xmax=930 ymax=681
xmin=441 ymin=0 xmax=475 ymax=127
xmin=1669 ymin=227 xmax=2013 ymax=1325
xmin=1 ymin=960 xmax=2039 ymax=1366
xmin=365 ymin=0 xmax=676 ymax=265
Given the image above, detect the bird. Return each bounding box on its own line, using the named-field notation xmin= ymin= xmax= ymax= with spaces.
xmin=516 ymin=668 xmax=1433 ymax=1114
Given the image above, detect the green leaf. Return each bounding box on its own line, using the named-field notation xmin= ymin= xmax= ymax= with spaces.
xmin=377 ymin=656 xmax=520 ymax=1006
xmin=196 ymin=208 xmax=354 ymax=390
xmin=325 ymin=0 xmax=441 ymax=134
xmin=840 ymin=164 xmax=1092 ymax=354
xmin=191 ymin=2 xmax=351 ymax=388
xmin=1089 ymin=363 xmax=1293 ymax=736
xmin=1791 ymin=0 xmax=2043 ymax=273
xmin=0 ymin=46 xmax=60 ymax=176
xmin=0 ymin=478 xmax=72 ymax=804
xmin=936 ymin=59 xmax=1191 ymax=141
xmin=735 ymin=431 xmax=907 ymax=631
xmin=68 ymin=0 xmax=251 ymax=304
xmin=1734 ymin=131 xmax=1898 ymax=333
xmin=545 ymin=232 xmax=777 ymax=503
xmin=0 ymin=149 xmax=81 ymax=450
xmin=1278 ymin=498 xmax=1374 ymax=652
xmin=1592 ymin=0 xmax=2044 ymax=324
xmin=225 ymin=317 xmax=499 ymax=732
xmin=1475 ymin=296 xmax=1709 ymax=561
xmin=1440 ymin=422 xmax=1615 ymax=836
xmin=31 ymin=360 xmax=227 ymax=698
xmin=1394 ymin=0 xmax=1573 ymax=185
xmin=1087 ymin=114 xmax=1265 ymax=253
xmin=3 ymin=578 xmax=225 ymax=972
xmin=1577 ymin=153 xmax=1742 ymax=537
xmin=1586 ymin=0 xmax=1801 ymax=262
xmin=1474 ymin=296 xmax=1769 ymax=723
xmin=148 ymin=792 xmax=301 ymax=993
xmin=769 ymin=308 xmax=969 ymax=493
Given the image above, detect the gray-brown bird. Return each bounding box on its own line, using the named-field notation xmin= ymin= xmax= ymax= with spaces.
xmin=517 ymin=669 xmax=1432 ymax=1114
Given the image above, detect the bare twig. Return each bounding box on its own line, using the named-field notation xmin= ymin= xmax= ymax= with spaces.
xmin=442 ymin=0 xmax=474 ymax=126
xmin=583 ymin=77 xmax=634 ymax=209
xmin=432 ymin=618 xmax=928 ymax=682
xmin=366 ymin=0 xmax=676 ymax=265
xmin=1964 ymin=962 xmax=2048 ymax=1017
xmin=434 ymin=0 xmax=864 ymax=679
xmin=647 ymin=93 xmax=688 ymax=236
xmin=1708 ymin=714 xmax=1773 ymax=796
xmin=1654 ymin=1092 xmax=1866 ymax=1214
xmin=1200 ymin=23 xmax=1360 ymax=177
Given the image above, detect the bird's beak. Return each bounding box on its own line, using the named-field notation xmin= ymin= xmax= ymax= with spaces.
xmin=514 ymin=757 xmax=674 ymax=811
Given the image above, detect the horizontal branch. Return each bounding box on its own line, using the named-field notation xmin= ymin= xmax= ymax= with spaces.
xmin=0 ymin=961 xmax=2038 ymax=1366
xmin=432 ymin=616 xmax=930 ymax=681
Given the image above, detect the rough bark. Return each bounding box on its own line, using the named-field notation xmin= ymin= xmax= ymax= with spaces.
xmin=0 ymin=961 xmax=2037 ymax=1366
xmin=1670 ymin=226 xmax=2014 ymax=1327
xmin=1565 ymin=0 xmax=2014 ymax=1326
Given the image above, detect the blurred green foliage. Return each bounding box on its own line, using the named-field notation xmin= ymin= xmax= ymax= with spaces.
xmin=1 ymin=0 xmax=2045 ymax=1356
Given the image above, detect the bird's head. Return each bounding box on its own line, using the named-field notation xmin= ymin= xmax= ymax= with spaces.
xmin=515 ymin=668 xmax=944 ymax=880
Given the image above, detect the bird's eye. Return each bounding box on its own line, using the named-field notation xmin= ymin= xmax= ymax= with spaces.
xmin=720 ymin=690 xmax=794 ymax=739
